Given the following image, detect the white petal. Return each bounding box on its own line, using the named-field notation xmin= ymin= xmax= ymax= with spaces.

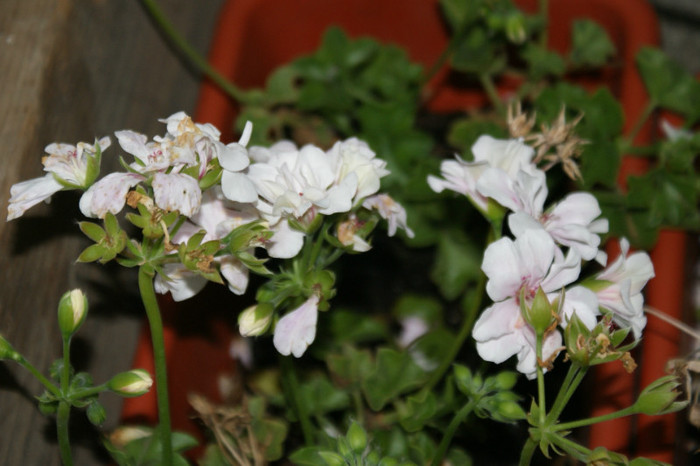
xmin=221 ymin=171 xmax=258 ymax=203
xmin=266 ymin=221 xmax=304 ymax=259
xmin=7 ymin=174 xmax=63 ymax=220
xmin=220 ymin=256 xmax=249 ymax=295
xmin=219 ymin=142 xmax=250 ymax=172
xmin=79 ymin=172 xmax=143 ymax=218
xmin=154 ymin=264 xmax=207 ymax=301
xmin=152 ymin=173 xmax=202 ymax=217
xmin=273 ymin=295 xmax=319 ymax=357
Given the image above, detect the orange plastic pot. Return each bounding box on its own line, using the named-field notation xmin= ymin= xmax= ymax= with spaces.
xmin=122 ymin=0 xmax=686 ymax=461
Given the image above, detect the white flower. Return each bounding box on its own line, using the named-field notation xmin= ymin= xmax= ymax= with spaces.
xmin=7 ymin=137 xmax=110 ymax=220
xmin=473 ymin=229 xmax=595 ymax=378
xmin=43 ymin=137 xmax=110 ymax=187
xmin=428 ymin=135 xmax=535 ymax=212
xmin=595 ymin=238 xmax=654 ymax=338
xmin=273 ymin=295 xmax=320 ymax=357
xmin=116 ymin=130 xmax=173 ymax=172
xmin=362 ymin=194 xmax=414 ymax=238
xmin=326 ymin=137 xmax=389 ymax=202
xmin=79 ymin=172 xmax=143 ymax=218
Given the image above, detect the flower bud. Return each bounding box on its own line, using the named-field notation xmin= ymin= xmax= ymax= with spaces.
xmin=318 ymin=451 xmax=346 ymax=466
xmin=505 ymin=13 xmax=527 ymax=44
xmin=634 ymin=375 xmax=687 ymax=415
xmin=108 ymin=369 xmax=153 ymax=397
xmin=346 ymin=421 xmax=367 ymax=453
xmin=238 ymin=303 xmax=273 ymax=337
xmin=57 ymin=289 xmax=88 ymax=337
xmin=520 ymin=287 xmax=555 ymax=337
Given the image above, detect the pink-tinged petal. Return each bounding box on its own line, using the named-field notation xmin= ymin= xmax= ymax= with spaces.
xmin=154 ymin=264 xmax=207 ymax=302
xmin=473 ymin=300 xmax=521 ymax=342
xmin=362 ymin=194 xmax=414 ymax=238
xmin=266 ymin=221 xmax=304 ymax=259
xmin=220 ymin=255 xmax=249 ymax=295
xmin=273 ymin=295 xmax=320 ymax=357
xmin=556 ymin=286 xmax=599 ymax=329
xmin=221 ymin=171 xmax=258 ymax=204
xmin=476 ymin=332 xmax=522 ymax=365
xmin=516 ymin=229 xmax=557 ymax=290
xmin=7 ymin=174 xmax=64 ymax=220
xmin=152 ymin=173 xmax=202 ymax=217
xmin=79 ymin=172 xmax=143 ymax=218
xmin=550 ymin=192 xmax=602 ymax=225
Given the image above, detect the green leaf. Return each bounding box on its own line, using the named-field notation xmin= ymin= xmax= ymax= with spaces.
xmin=326 ymin=346 xmax=373 ymax=387
xmin=392 ymin=294 xmax=443 ymax=325
xmin=637 ymin=47 xmax=700 ymax=122
xmin=569 ymin=19 xmax=616 ymax=68
xmin=523 ymin=43 xmax=566 ymax=80
xmin=288 ymin=446 xmax=329 ymax=466
xmin=79 ymin=221 xmax=106 ymax=243
xmin=297 ymin=374 xmax=350 ymax=417
xmin=329 ymin=309 xmax=388 ymax=344
xmin=362 ymin=348 xmax=428 ymax=411
xmin=265 ymin=64 xmax=300 ymax=104
xmin=431 ymin=228 xmax=482 ymax=300
xmin=398 ymin=390 xmax=437 ymax=432
xmin=251 ymin=417 xmax=288 ymax=461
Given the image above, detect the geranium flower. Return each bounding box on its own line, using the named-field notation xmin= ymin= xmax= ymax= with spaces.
xmin=362 ymin=194 xmax=414 ymax=238
xmin=273 ymin=295 xmax=320 ymax=357
xmin=473 ymin=229 xmax=596 ymax=378
xmin=427 ymin=135 xmax=535 ymax=213
xmin=7 ymin=138 xmax=110 ymax=220
xmin=594 ymin=238 xmax=654 ymax=338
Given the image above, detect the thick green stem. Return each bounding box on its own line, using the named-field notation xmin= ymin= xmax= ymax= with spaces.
xmin=281 ymin=355 xmax=314 ymax=446
xmin=545 ymin=364 xmax=585 ymax=424
xmin=519 ymin=437 xmax=538 ymax=466
xmin=139 ymin=0 xmax=246 ymax=102
xmin=555 ymin=405 xmax=637 ymax=432
xmin=57 ymin=401 xmax=73 ymax=466
xmin=67 ymin=383 xmax=109 ymax=402
xmin=431 ymin=399 xmax=475 ymax=466
xmin=535 ymin=335 xmax=546 ymax=426
xmin=138 ymin=266 xmax=173 ymax=465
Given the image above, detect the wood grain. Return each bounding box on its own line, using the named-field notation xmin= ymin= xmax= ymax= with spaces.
xmin=0 ymin=0 xmax=224 ymax=464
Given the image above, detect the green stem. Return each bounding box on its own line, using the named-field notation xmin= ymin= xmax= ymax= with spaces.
xmin=554 ymin=405 xmax=637 ymax=432
xmin=57 ymin=401 xmax=74 ymax=466
xmin=281 ymin=355 xmax=314 ymax=446
xmin=61 ymin=337 xmax=71 ymax=392
xmin=14 ymin=356 xmax=61 ymax=398
xmin=479 ymin=73 xmax=505 ymax=114
xmin=138 ymin=266 xmax=173 ymax=465
xmin=535 ymin=334 xmax=546 ymax=426
xmin=621 ymin=100 xmax=656 ymax=150
xmin=550 ymin=433 xmax=592 ymax=462
xmin=431 ymin=399 xmax=476 ymax=466
xmin=519 ymin=437 xmax=538 ymax=466
xmin=67 ymin=383 xmax=109 ymax=402
xmin=139 ymin=0 xmax=246 ymax=102
xmin=545 ymin=364 xmax=585 ymax=424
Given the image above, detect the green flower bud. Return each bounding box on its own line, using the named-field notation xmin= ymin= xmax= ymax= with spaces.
xmin=505 ymin=13 xmax=527 ymax=44
xmin=635 ymin=375 xmax=686 ymax=415
xmin=564 ymin=312 xmax=591 ymax=367
xmin=108 ymin=369 xmax=153 ymax=397
xmin=346 ymin=421 xmax=367 ymax=454
xmin=493 ymin=371 xmax=518 ymax=391
xmin=238 ymin=303 xmax=273 ymax=337
xmin=57 ymin=289 xmax=88 ymax=337
xmin=520 ymin=287 xmax=555 ymax=337
xmin=318 ymin=451 xmax=346 ymax=466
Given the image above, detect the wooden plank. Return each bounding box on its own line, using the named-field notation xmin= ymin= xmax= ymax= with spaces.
xmin=0 ymin=0 xmax=224 ymax=464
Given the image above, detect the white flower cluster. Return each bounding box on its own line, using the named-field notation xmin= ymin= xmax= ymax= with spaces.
xmin=429 ymin=135 xmax=654 ymax=378
xmin=7 ymin=112 xmax=413 ymax=359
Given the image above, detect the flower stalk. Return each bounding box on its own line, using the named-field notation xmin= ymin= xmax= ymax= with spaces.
xmin=138 ymin=266 xmax=173 ymax=465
